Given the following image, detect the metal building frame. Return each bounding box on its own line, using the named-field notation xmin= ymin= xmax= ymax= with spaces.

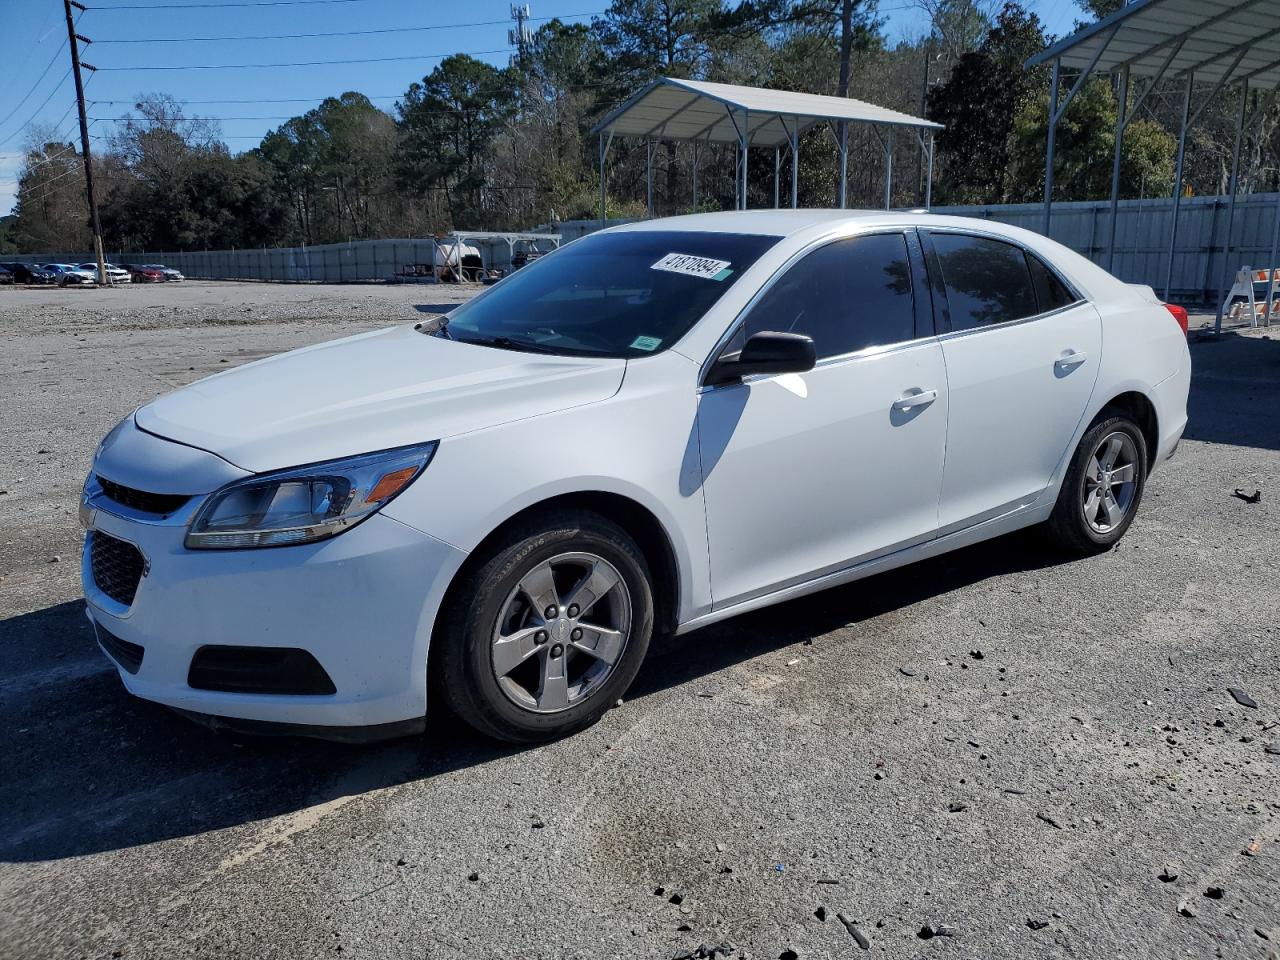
xmin=1027 ymin=0 xmax=1280 ymax=332
xmin=591 ymin=77 xmax=942 ymax=226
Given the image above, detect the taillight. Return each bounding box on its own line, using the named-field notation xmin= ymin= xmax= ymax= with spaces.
xmin=1163 ymin=303 xmax=1189 ymax=335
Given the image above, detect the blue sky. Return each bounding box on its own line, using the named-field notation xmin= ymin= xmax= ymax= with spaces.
xmin=0 ymin=0 xmax=1084 ymax=216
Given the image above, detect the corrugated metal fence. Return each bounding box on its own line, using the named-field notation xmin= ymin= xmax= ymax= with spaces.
xmin=934 ymin=193 xmax=1280 ymax=303
xmin=9 ymin=193 xmax=1278 ymax=304
xmin=549 ymin=193 xmax=1280 ymax=304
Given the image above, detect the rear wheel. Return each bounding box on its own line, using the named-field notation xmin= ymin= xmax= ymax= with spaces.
xmin=1044 ymin=415 xmax=1148 ymax=555
xmin=436 ymin=510 xmax=654 ymax=742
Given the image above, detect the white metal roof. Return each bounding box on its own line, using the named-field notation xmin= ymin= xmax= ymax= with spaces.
xmin=591 ymin=77 xmax=942 ymax=148
xmin=1027 ymin=0 xmax=1280 ymax=90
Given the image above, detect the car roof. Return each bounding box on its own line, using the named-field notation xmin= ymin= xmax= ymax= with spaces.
xmin=610 ymin=209 xmax=897 ymax=237
xmin=607 ymin=208 xmax=1066 ymax=241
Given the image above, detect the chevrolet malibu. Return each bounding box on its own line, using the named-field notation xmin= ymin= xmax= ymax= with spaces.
xmin=82 ymin=211 xmax=1190 ymax=743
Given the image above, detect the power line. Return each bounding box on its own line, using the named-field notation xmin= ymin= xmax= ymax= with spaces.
xmin=96 ymin=48 xmax=510 ymax=70
xmin=89 ymin=95 xmax=401 ymax=103
xmin=0 ymin=40 xmax=69 ymax=133
xmin=88 ymin=0 xmax=378 ymax=9
xmin=89 ymin=11 xmax=605 ymax=42
xmin=0 ymin=71 xmax=74 ymax=149
xmin=14 ymin=165 xmax=85 ymax=209
xmin=20 ymin=145 xmax=82 ymax=175
xmin=85 ymin=80 xmax=625 ymax=105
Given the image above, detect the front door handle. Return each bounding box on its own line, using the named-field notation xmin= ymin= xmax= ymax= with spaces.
xmin=893 ymin=388 xmax=938 ymax=411
xmin=1055 ymin=349 xmax=1088 ymax=370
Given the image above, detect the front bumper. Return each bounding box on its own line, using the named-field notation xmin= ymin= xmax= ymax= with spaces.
xmin=83 ymin=475 xmax=466 ymax=731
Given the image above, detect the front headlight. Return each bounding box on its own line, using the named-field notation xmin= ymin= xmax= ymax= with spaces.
xmin=185 ymin=441 xmax=437 ymax=549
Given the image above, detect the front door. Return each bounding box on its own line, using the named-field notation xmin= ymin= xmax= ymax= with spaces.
xmin=697 ymin=231 xmax=949 ymax=609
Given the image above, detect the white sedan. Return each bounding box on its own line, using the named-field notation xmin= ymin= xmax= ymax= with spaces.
xmin=81 ymin=211 xmax=1190 ymax=742
xmin=47 ymin=263 xmax=97 ymax=286
xmin=79 ymin=262 xmax=132 ymax=284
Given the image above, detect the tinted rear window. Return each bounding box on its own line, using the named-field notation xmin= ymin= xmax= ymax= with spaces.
xmin=932 ymin=233 xmax=1038 ymax=330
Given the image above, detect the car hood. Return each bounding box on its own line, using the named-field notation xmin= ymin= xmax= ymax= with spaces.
xmin=134 ymin=324 xmax=627 ymax=474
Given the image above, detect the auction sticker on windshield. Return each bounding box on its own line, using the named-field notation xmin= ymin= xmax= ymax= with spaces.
xmin=651 ymin=253 xmax=733 ymax=281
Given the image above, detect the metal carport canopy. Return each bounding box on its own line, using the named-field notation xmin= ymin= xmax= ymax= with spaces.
xmin=591 ymin=77 xmax=942 ymax=220
xmin=1026 ymin=0 xmax=1280 ymax=89
xmin=592 ymin=77 xmax=942 ymax=147
xmin=1024 ymin=0 xmax=1280 ymax=334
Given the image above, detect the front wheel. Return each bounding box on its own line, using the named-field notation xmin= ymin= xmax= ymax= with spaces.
xmin=1044 ymin=415 xmax=1148 ymax=555
xmin=435 ymin=510 xmax=654 ymax=743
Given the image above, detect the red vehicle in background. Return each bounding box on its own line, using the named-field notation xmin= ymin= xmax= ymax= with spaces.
xmin=123 ymin=264 xmax=166 ymax=283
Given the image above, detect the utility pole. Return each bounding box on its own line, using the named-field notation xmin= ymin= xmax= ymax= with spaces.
xmin=63 ymin=0 xmax=106 ymax=286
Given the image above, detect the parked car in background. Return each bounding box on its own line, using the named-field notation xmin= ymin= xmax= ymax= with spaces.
xmin=47 ymin=263 xmax=97 ymax=286
xmin=123 ymin=264 xmax=166 ymax=283
xmin=5 ymin=263 xmax=57 ymax=284
xmin=81 ymin=211 xmax=1190 ymax=744
xmin=79 ymin=262 xmax=132 ymax=284
xmin=151 ymin=264 xmax=184 ymax=281
xmin=0 ymin=264 xmax=14 ymax=284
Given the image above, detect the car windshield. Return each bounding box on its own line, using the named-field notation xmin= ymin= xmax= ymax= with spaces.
xmin=442 ymin=230 xmax=781 ymax=358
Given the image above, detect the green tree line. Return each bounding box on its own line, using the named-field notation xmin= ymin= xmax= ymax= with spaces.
xmin=5 ymin=0 xmax=1278 ymax=254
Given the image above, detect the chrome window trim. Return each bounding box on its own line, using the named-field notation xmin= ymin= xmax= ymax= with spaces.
xmin=695 ymin=334 xmax=943 ymax=394
xmin=698 ymin=226 xmax=920 ymax=387
xmin=934 ymin=299 xmax=1092 ymax=342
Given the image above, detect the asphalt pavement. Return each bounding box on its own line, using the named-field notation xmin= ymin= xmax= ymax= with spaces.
xmin=1 ymin=283 xmax=1277 ymax=960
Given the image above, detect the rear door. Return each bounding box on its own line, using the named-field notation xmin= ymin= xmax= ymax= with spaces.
xmin=922 ymin=230 xmax=1101 ymax=532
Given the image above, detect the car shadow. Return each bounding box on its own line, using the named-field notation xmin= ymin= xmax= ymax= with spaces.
xmin=0 ymin=529 xmax=1073 ymax=864
xmin=1183 ymin=331 xmax=1280 ymax=452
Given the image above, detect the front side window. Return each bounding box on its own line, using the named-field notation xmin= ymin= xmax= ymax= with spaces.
xmin=931 ymin=233 xmax=1039 ymax=331
xmin=742 ymin=233 xmax=916 ymax=359
xmin=442 ymin=230 xmax=780 ymax=358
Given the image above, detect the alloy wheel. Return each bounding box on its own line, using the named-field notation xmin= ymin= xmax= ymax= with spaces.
xmin=491 ymin=551 xmax=632 ymax=714
xmin=1080 ymin=430 xmax=1139 ymax=534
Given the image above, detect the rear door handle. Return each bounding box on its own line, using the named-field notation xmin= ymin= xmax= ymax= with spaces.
xmin=893 ymin=388 xmax=937 ymax=411
xmin=1055 ymin=349 xmax=1088 ymax=370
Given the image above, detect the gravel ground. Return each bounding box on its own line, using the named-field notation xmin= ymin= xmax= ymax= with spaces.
xmin=1 ymin=283 xmax=1278 ymax=960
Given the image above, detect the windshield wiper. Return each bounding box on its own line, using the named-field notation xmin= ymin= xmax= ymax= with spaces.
xmin=456 ymin=334 xmax=562 ymax=355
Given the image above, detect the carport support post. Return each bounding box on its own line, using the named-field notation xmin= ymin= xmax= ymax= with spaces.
xmin=883 ymin=128 xmax=894 ymax=210
xmin=1214 ymin=78 xmax=1249 ymax=336
xmin=597 ymin=131 xmax=613 ymax=228
xmin=1164 ymin=73 xmax=1193 ymax=301
xmin=773 ymin=146 xmax=780 ymax=209
xmin=838 ymin=122 xmax=849 ymax=208
xmin=790 ymin=119 xmax=799 ymax=209
xmin=1043 ymin=57 xmax=1061 ymax=235
xmin=925 ymin=133 xmax=934 ymax=210
xmin=645 ymin=138 xmax=655 ymax=218
xmin=1105 ymin=66 xmax=1130 ymax=273
xmin=1265 ymin=190 xmax=1280 ymax=326
xmin=691 ymin=141 xmax=701 ymax=210
xmin=740 ymin=110 xmax=749 ymax=210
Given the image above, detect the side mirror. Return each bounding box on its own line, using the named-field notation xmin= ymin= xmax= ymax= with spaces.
xmin=706 ymin=331 xmax=816 ymax=386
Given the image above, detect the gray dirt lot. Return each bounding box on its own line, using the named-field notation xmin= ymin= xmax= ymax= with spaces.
xmin=0 ymin=281 xmax=1277 ymax=960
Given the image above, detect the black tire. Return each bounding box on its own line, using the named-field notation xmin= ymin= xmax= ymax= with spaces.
xmin=435 ymin=509 xmax=654 ymax=743
xmin=1044 ymin=414 xmax=1148 ymax=555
